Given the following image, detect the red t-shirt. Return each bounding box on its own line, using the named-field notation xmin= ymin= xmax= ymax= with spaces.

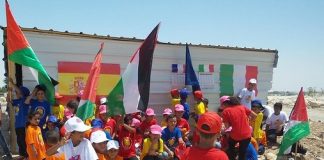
xmin=139 ymin=118 xmax=157 ymax=133
xmin=104 ymin=118 xmax=116 ymax=136
xmin=183 ymin=147 xmax=228 ymax=160
xmin=118 ymin=126 xmax=136 ymax=158
xmin=177 ymin=118 xmax=190 ymax=133
xmin=222 ymin=105 xmax=252 ymax=141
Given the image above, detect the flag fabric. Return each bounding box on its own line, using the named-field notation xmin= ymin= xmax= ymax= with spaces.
xmin=219 ymin=64 xmax=258 ymax=97
xmin=277 ymin=87 xmax=310 ymax=156
xmin=107 ymin=24 xmax=160 ymax=115
xmin=76 ymin=43 xmax=104 ymax=121
xmin=172 ymin=64 xmax=185 ymax=73
xmin=185 ymin=44 xmax=201 ymax=92
xmin=6 ymin=1 xmax=55 ymax=104
xmin=198 ymin=64 xmax=214 ymax=73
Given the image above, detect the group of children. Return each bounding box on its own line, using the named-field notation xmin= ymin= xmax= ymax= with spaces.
xmin=5 ymin=78 xmax=295 ymax=160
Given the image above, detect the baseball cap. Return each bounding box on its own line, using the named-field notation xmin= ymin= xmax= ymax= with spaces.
xmin=145 ymin=108 xmax=155 ymax=116
xmin=64 ymin=116 xmax=91 ymax=133
xmin=55 ymin=92 xmax=63 ymax=99
xmin=91 ymin=118 xmax=103 ymax=128
xmin=249 ymin=78 xmax=257 ymax=84
xmin=64 ymin=109 xmax=74 ymax=119
xmin=131 ymin=118 xmax=141 ymax=127
xmin=100 ymin=97 xmax=107 ymax=105
xmin=219 ymin=96 xmax=230 ymax=105
xmin=48 ymin=115 xmax=58 ymax=123
xmin=150 ymin=125 xmax=162 ymax=135
xmin=99 ymin=105 xmax=107 ymax=114
xmin=179 ymin=88 xmax=188 ymax=99
xmin=163 ymin=108 xmax=172 ymax=115
xmin=251 ymin=99 xmax=264 ymax=109
xmin=90 ymin=130 xmax=108 ymax=143
xmin=174 ymin=104 xmax=184 ymax=112
xmin=196 ymin=112 xmax=222 ymax=134
xmin=107 ymin=140 xmax=120 ymax=150
xmin=170 ymin=89 xmax=179 ymax=97
xmin=194 ymin=90 xmax=203 ymax=99
xmin=19 ymin=86 xmax=30 ymax=97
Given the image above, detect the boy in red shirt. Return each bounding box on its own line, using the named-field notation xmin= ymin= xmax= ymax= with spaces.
xmin=174 ymin=104 xmax=191 ymax=147
xmin=184 ymin=112 xmax=228 ymax=160
xmin=98 ymin=104 xmax=117 ymax=139
xmin=117 ymin=115 xmax=137 ymax=159
xmin=140 ymin=108 xmax=157 ymax=138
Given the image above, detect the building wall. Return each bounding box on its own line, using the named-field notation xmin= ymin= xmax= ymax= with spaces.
xmin=21 ymin=31 xmax=276 ymax=115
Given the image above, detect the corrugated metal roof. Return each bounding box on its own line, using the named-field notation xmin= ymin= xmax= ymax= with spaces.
xmin=1 ymin=26 xmax=278 ymax=54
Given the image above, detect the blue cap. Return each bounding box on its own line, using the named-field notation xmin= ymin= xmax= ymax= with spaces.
xmin=251 ymin=99 xmax=263 ymax=108
xmin=47 ymin=115 xmax=58 ymax=123
xmin=91 ymin=118 xmax=103 ymax=128
xmin=19 ymin=86 xmax=30 ymax=97
xmin=180 ymin=88 xmax=188 ymax=99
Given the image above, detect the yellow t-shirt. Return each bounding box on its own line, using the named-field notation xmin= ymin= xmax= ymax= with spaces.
xmin=26 ymin=125 xmax=46 ymax=160
xmin=161 ymin=119 xmax=167 ymax=128
xmin=171 ymin=98 xmax=180 ymax=107
xmin=194 ymin=101 xmax=206 ymax=115
xmin=52 ymin=104 xmax=65 ymax=120
xmin=140 ymin=138 xmax=164 ymax=160
xmin=251 ymin=112 xmax=263 ymax=139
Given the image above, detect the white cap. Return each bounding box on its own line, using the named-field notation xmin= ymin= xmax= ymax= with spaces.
xmin=90 ymin=130 xmax=108 ymax=143
xmin=249 ymin=78 xmax=257 ymax=84
xmin=64 ymin=117 xmax=91 ymax=133
xmin=100 ymin=97 xmax=107 ymax=104
xmin=107 ymin=140 xmax=119 ymax=150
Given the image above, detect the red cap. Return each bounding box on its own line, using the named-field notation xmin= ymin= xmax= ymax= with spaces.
xmin=55 ymin=92 xmax=63 ymax=99
xmin=196 ymin=112 xmax=222 ymax=134
xmin=170 ymin=89 xmax=180 ymax=97
xmin=194 ymin=90 xmax=203 ymax=99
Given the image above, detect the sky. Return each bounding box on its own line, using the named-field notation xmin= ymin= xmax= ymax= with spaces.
xmin=0 ymin=0 xmax=323 ymax=92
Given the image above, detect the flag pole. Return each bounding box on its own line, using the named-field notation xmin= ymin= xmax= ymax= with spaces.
xmin=294 ymin=141 xmax=298 ymax=160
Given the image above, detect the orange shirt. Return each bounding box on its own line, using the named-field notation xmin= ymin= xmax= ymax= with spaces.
xmin=98 ymin=154 xmax=123 ymax=160
xmin=26 ymin=125 xmax=46 ymax=160
xmin=45 ymin=153 xmax=65 ymax=160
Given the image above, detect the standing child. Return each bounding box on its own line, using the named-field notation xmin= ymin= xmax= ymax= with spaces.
xmin=46 ymin=116 xmax=98 ymax=159
xmin=45 ymin=130 xmax=65 ymax=160
xmin=238 ymin=78 xmax=257 ymax=109
xmin=179 ymin=88 xmax=190 ymax=121
xmin=140 ymin=125 xmax=165 ymax=160
xmin=192 ymin=90 xmax=206 ymax=120
xmin=52 ymin=92 xmax=65 ymax=121
xmin=170 ymin=89 xmax=180 ymax=107
xmin=26 ymin=111 xmax=46 ymax=160
xmin=250 ymin=100 xmax=264 ymax=142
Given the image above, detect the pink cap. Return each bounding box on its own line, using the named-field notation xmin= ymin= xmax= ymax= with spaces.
xmin=146 ymin=108 xmax=156 ymax=116
xmin=150 ymin=125 xmax=162 ymax=135
xmin=174 ymin=104 xmax=184 ymax=112
xmin=131 ymin=118 xmax=141 ymax=127
xmin=225 ymin=126 xmax=232 ymax=133
xmin=77 ymin=90 xmax=84 ymax=97
xmin=219 ymin=96 xmax=230 ymax=104
xmin=163 ymin=108 xmax=172 ymax=115
xmin=64 ymin=109 xmax=74 ymax=119
xmin=99 ymin=105 xmax=107 ymax=114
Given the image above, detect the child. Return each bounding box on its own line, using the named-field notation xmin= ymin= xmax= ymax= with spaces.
xmin=174 ymin=104 xmax=191 ymax=147
xmin=161 ymin=108 xmax=172 ymax=128
xmin=46 ymin=116 xmax=98 ymax=159
xmin=98 ymin=104 xmax=117 ymax=138
xmin=250 ymin=100 xmax=264 ymax=142
xmin=238 ymin=78 xmax=257 ymax=109
xmin=266 ymin=102 xmax=288 ymax=143
xmin=184 ymin=112 xmax=228 ymax=160
xmin=91 ymin=130 xmax=109 ymax=160
xmin=52 ymin=92 xmax=65 ymax=121
xmin=44 ymin=115 xmax=59 ymax=140
xmin=117 ymin=115 xmax=138 ymax=159
xmin=170 ymin=89 xmax=180 ymax=106
xmin=192 ymin=90 xmax=206 ymax=118
xmin=45 ymin=130 xmax=65 ymax=160
xmin=179 ymin=88 xmax=190 ymax=120
xmin=106 ymin=140 xmax=123 ymax=160
xmin=25 ymin=85 xmax=51 ymax=129
xmin=26 ymin=111 xmax=46 ymax=160
xmin=140 ymin=108 xmax=157 ymax=138
xmin=161 ymin=114 xmax=185 ymax=156
xmin=66 ymin=99 xmax=79 ymax=115
xmin=140 ymin=125 xmax=165 ymax=160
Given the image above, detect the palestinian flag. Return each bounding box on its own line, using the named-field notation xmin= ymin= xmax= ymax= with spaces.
xmin=76 ymin=43 xmax=104 ymax=121
xmin=219 ymin=64 xmax=258 ymax=97
xmin=107 ymin=24 xmax=160 ymax=115
xmin=6 ymin=1 xmax=55 ymax=104
xmin=278 ymin=87 xmax=310 ymax=156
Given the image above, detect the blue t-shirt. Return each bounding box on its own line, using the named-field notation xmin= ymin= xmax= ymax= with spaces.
xmin=161 ymin=127 xmax=182 ymax=148
xmin=12 ymin=98 xmax=29 ymax=128
xmin=181 ymin=101 xmax=190 ymax=120
xmin=246 ymin=143 xmax=258 ymax=160
xmin=29 ymin=99 xmax=51 ymax=128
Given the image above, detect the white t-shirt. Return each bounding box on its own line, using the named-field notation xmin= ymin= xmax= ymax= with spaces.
xmin=57 ymin=138 xmax=98 ymax=160
xmin=266 ymin=112 xmax=289 ymax=130
xmin=238 ymin=88 xmax=255 ymax=109
xmin=262 ymin=105 xmax=274 ymax=119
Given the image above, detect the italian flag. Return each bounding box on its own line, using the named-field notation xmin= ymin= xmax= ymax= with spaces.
xmin=76 ymin=43 xmax=104 ymax=121
xmin=198 ymin=64 xmax=214 ymax=73
xmin=6 ymin=1 xmax=55 ymax=104
xmin=278 ymin=87 xmax=310 ymax=156
xmin=107 ymin=24 xmax=160 ymax=115
xmin=219 ymin=64 xmax=258 ymax=97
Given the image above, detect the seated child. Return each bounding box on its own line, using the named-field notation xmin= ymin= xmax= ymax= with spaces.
xmin=140 ymin=108 xmax=157 ymax=138
xmin=140 ymin=125 xmax=166 ymax=160
xmin=45 ymin=130 xmax=65 ymax=160
xmin=90 ymin=130 xmax=109 ymax=160
xmin=161 ymin=108 xmax=172 ymax=128
xmin=105 ymin=140 xmax=123 ymax=160
xmin=266 ymin=102 xmax=288 ymax=143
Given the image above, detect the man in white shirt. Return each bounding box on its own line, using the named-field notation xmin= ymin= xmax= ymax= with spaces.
xmin=238 ymin=78 xmax=257 ymax=109
xmin=265 ymin=102 xmax=288 ymax=143
xmin=46 ymin=116 xmax=98 ymax=160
